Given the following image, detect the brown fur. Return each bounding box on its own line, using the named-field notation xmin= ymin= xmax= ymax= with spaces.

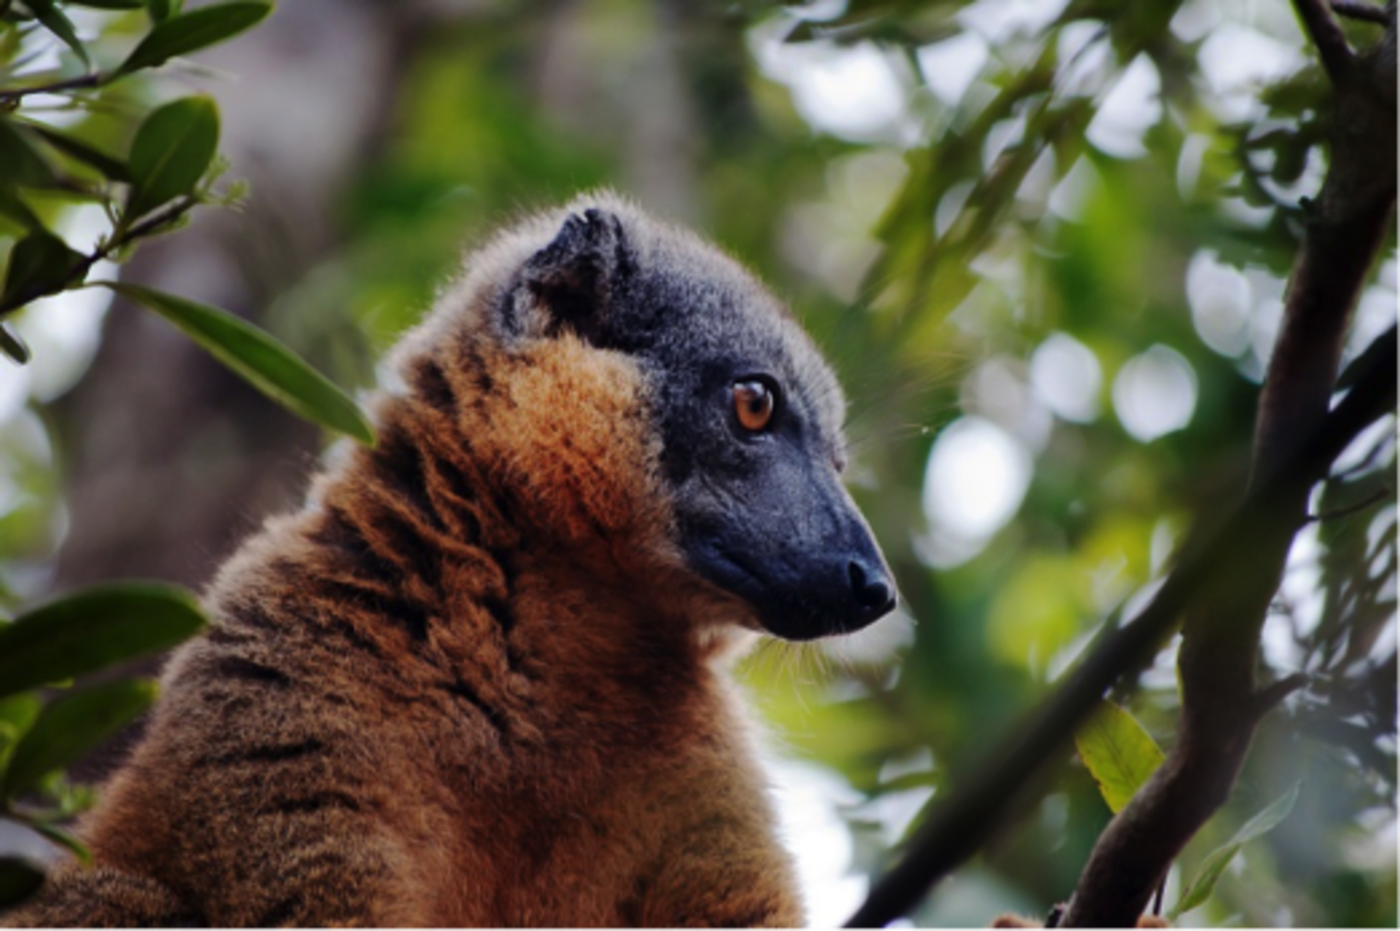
xmin=5 ymin=198 xmax=811 ymax=927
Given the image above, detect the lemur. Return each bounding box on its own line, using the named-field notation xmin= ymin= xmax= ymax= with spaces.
xmin=3 ymin=194 xmax=897 ymax=927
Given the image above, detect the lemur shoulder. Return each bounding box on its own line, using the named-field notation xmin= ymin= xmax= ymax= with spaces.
xmin=4 ymin=194 xmax=897 ymax=928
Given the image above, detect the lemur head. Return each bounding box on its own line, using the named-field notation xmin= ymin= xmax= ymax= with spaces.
xmin=395 ymin=193 xmax=896 ymax=641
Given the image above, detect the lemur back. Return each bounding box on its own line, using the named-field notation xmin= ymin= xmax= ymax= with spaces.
xmin=3 ymin=194 xmax=896 ymax=928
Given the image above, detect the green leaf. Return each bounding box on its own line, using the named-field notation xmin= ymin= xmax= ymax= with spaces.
xmin=66 ymin=0 xmax=144 ymax=7
xmin=0 ymin=322 xmax=30 ymax=364
xmin=2 ymin=679 xmax=157 ymax=800
xmin=0 ymin=694 xmax=41 ymax=734
xmin=114 ymin=2 xmax=273 ymax=76
xmin=44 ymin=774 xmax=98 ymax=818
xmin=0 ymin=857 xmax=45 ymax=909
xmin=0 ymin=187 xmax=43 ymax=230
xmin=27 ymin=821 xmax=90 ymax=864
xmin=124 ymin=95 xmax=219 ymax=219
xmin=102 ymin=282 xmax=376 ymax=444
xmin=0 ymin=119 xmax=60 ymax=189
xmin=0 ymin=693 xmax=41 ymax=759
xmin=0 ymin=581 xmax=206 ymax=701
xmin=1074 ymin=701 xmax=1165 ymax=814
xmin=1170 ymin=782 xmax=1302 ymax=919
xmin=24 ymin=123 xmax=131 ymax=182
xmin=145 ymin=0 xmax=179 ymax=21
xmin=1 ymin=231 xmax=84 ymax=309
xmin=19 ymin=0 xmax=88 ymax=66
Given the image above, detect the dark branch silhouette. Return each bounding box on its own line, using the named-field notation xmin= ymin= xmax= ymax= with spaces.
xmin=846 ymin=324 xmax=1396 ymax=927
xmin=1333 ymin=0 xmax=1390 ymax=24
xmin=1062 ymin=0 xmax=1396 ymax=923
xmin=847 ymin=2 xmax=1396 ymax=924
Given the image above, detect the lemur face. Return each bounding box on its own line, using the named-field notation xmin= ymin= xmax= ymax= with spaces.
xmin=463 ymin=199 xmax=897 ymax=641
xmin=617 ymin=235 xmax=897 ymax=642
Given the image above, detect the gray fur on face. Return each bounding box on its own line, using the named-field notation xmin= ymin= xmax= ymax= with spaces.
xmin=408 ymin=192 xmax=894 ymax=639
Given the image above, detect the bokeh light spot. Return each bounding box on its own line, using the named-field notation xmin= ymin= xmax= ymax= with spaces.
xmin=1112 ymin=345 xmax=1198 ymax=442
xmin=1187 ymin=250 xmax=1252 ymax=357
xmin=1029 ymin=332 xmax=1102 ymax=422
xmin=921 ymin=417 xmax=1033 ymax=564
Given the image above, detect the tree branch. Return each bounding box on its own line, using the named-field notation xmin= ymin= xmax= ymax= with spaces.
xmin=1333 ymin=0 xmax=1390 ymax=25
xmin=0 ymin=73 xmax=104 ymax=105
xmin=848 ymin=9 xmax=1396 ymax=924
xmin=845 ymin=323 xmax=1396 ymax=928
xmin=1294 ymin=0 xmax=1358 ymax=83
xmin=0 ymin=196 xmax=199 ymax=317
xmin=1060 ymin=8 xmax=1396 ymax=925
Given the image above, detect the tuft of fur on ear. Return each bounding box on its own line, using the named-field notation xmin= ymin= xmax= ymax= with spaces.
xmin=502 ymin=207 xmax=633 ymax=343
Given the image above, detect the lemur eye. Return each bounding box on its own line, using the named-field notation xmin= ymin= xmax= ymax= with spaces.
xmin=733 ymin=379 xmax=777 ymax=432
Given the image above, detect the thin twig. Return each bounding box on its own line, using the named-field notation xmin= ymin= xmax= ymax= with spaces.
xmin=0 ymin=72 xmax=104 ymax=105
xmin=0 ymin=196 xmax=199 ymax=317
xmin=1307 ymin=486 xmax=1392 ymax=521
xmin=1294 ymin=0 xmax=1358 ymax=83
xmin=1333 ymin=0 xmax=1391 ymax=23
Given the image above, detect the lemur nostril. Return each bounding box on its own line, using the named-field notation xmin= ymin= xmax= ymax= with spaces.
xmin=849 ymin=561 xmax=895 ymax=614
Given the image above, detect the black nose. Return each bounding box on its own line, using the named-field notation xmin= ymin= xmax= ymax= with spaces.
xmin=848 ymin=560 xmax=897 ymax=627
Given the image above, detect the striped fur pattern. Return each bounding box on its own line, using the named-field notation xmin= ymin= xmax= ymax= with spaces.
xmin=4 ymin=194 xmax=889 ymax=927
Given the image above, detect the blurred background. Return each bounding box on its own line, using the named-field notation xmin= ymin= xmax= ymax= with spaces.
xmin=0 ymin=0 xmax=1395 ymax=926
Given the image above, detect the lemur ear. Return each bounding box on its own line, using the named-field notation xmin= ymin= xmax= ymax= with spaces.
xmin=503 ymin=208 xmax=633 ymax=343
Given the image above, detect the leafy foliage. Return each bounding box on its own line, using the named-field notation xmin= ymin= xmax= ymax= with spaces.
xmin=1074 ymin=701 xmax=1164 ymax=815
xmin=0 ymin=586 xmax=194 ymax=904
xmin=1171 ymin=782 xmax=1302 ymax=920
xmin=0 ymin=0 xmax=344 ymax=909
xmin=102 ymin=284 xmax=376 ymax=444
xmin=0 ymin=583 xmax=204 ymax=700
xmin=122 ymin=95 xmax=219 ymax=220
xmin=0 ymin=0 xmax=363 ymax=439
xmin=0 ymin=0 xmax=1392 ymax=926
xmin=113 ymin=3 xmax=270 ymax=76
xmin=2 ymin=678 xmax=158 ymax=802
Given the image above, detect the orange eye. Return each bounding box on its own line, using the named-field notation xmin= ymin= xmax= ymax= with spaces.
xmin=733 ymin=380 xmax=775 ymax=432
